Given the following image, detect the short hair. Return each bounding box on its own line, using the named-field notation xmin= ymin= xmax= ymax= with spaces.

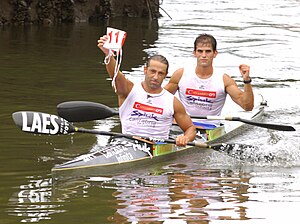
xmin=194 ymin=34 xmax=217 ymax=52
xmin=145 ymin=55 xmax=169 ymax=74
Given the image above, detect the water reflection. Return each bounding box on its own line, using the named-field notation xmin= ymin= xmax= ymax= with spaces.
xmin=7 ymin=177 xmax=60 ymax=223
xmin=91 ymin=168 xmax=253 ymax=222
xmin=8 ymin=166 xmax=299 ymax=223
xmin=88 ymin=167 xmax=299 ymax=222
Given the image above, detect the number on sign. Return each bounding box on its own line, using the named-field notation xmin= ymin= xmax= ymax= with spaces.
xmin=104 ymin=27 xmax=127 ymax=51
xmin=108 ymin=31 xmax=120 ymax=44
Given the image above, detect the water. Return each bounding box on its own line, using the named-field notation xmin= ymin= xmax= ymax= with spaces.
xmin=1 ymin=0 xmax=300 ymax=223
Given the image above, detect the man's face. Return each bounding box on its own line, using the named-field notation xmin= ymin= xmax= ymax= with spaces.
xmin=144 ymin=60 xmax=168 ymax=90
xmin=193 ymin=43 xmax=218 ymax=67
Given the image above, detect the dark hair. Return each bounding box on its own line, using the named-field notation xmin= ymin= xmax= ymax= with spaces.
xmin=194 ymin=34 xmax=217 ymax=52
xmin=146 ymin=55 xmax=169 ymax=74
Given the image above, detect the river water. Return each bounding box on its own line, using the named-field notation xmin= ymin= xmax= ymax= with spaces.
xmin=1 ymin=0 xmax=300 ymax=223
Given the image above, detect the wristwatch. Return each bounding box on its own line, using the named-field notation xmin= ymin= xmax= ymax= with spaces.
xmin=243 ymin=78 xmax=252 ymax=84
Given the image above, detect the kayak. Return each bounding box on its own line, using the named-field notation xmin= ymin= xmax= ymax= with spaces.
xmin=51 ymin=97 xmax=267 ymax=176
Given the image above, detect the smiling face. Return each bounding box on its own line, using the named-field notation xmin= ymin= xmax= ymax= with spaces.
xmin=143 ymin=59 xmax=168 ymax=92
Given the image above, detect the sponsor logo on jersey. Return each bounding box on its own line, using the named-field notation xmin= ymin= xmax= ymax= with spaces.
xmin=186 ymin=88 xmax=216 ymax=98
xmin=133 ymin=102 xmax=163 ymax=115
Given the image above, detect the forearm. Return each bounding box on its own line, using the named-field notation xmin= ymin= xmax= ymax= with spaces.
xmin=105 ymin=55 xmax=118 ymax=79
xmin=184 ymin=125 xmax=196 ymax=142
xmin=175 ymin=125 xmax=196 ymax=147
xmin=239 ymin=64 xmax=254 ymax=110
xmin=98 ymin=35 xmax=118 ymax=79
xmin=242 ymin=83 xmax=254 ymax=111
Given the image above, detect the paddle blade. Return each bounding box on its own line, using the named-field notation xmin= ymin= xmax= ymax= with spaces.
xmin=12 ymin=111 xmax=75 ymax=135
xmin=191 ymin=115 xmax=295 ymax=132
xmin=57 ymin=101 xmax=118 ymax=122
xmin=237 ymin=117 xmax=296 ymax=132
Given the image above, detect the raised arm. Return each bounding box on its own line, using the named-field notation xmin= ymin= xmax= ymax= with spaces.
xmin=224 ymin=64 xmax=254 ymax=111
xmin=173 ymin=97 xmax=196 ymax=146
xmin=97 ymin=35 xmax=133 ymax=105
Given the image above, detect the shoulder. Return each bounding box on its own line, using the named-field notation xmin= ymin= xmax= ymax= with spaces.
xmin=173 ymin=96 xmax=190 ymax=117
xmin=117 ymin=79 xmax=135 ymax=106
xmin=160 ymin=88 xmax=175 ymax=100
xmin=173 ymin=96 xmax=184 ymax=110
xmin=117 ymin=79 xmax=135 ymax=97
xmin=129 ymin=80 xmax=141 ymax=92
xmin=164 ymin=68 xmax=184 ymax=94
xmin=223 ymin=73 xmax=236 ymax=84
xmin=170 ymin=68 xmax=184 ymax=82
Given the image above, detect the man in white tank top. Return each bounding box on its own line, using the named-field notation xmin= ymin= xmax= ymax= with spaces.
xmin=97 ymin=35 xmax=196 ymax=146
xmin=164 ymin=34 xmax=254 ymax=127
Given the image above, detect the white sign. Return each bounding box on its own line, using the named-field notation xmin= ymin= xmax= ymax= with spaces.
xmin=103 ymin=27 xmax=127 ymax=51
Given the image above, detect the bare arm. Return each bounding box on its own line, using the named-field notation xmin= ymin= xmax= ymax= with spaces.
xmin=164 ymin=68 xmax=184 ymax=94
xmin=97 ymin=35 xmax=133 ymax=105
xmin=173 ymin=97 xmax=196 ymax=146
xmin=224 ymin=64 xmax=254 ymax=111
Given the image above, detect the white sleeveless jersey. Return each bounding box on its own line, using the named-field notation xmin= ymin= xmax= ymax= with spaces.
xmin=119 ymin=82 xmax=174 ymax=139
xmin=178 ymin=67 xmax=227 ymax=126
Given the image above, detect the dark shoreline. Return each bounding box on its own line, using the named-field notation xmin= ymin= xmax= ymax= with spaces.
xmin=0 ymin=0 xmax=161 ymax=26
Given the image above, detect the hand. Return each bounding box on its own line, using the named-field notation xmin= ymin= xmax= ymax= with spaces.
xmin=239 ymin=64 xmax=250 ymax=80
xmin=97 ymin=35 xmax=109 ymax=55
xmin=175 ymin=135 xmax=190 ymax=147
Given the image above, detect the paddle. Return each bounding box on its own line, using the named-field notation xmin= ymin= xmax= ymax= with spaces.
xmin=57 ymin=101 xmax=119 ymax=122
xmin=57 ymin=101 xmax=295 ymax=131
xmin=12 ymin=111 xmax=272 ymax=161
xmin=190 ymin=115 xmax=295 ymax=132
